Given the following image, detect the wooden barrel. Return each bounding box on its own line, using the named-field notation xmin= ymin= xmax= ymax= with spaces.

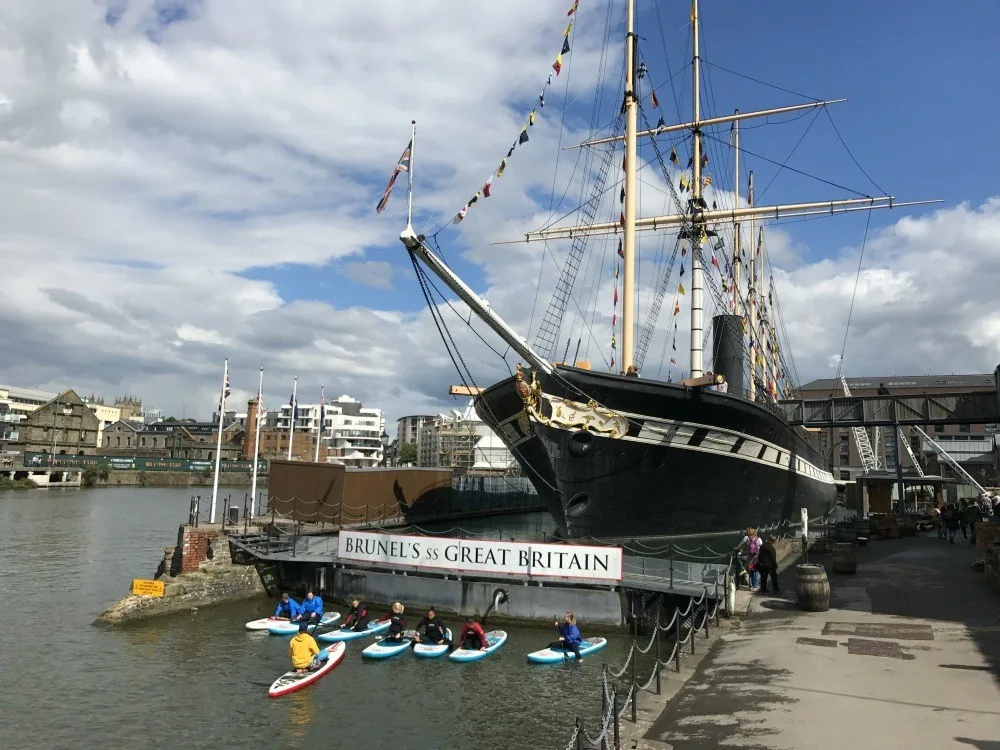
xmin=831 ymin=542 xmax=857 ymax=574
xmin=834 ymin=524 xmax=858 ymax=544
xmin=795 ymin=564 xmax=830 ymax=612
xmin=884 ymin=517 xmax=901 ymax=539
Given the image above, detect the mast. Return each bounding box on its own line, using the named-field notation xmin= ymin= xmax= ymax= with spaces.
xmin=768 ymin=275 xmax=779 ymax=401
xmin=748 ymin=192 xmax=759 ymax=402
xmin=690 ymin=0 xmax=704 ymax=378
xmin=731 ymin=113 xmax=741 ymax=317
xmin=621 ymin=0 xmax=638 ymax=372
xmin=249 ymin=367 xmax=263 ymax=518
xmin=209 ymin=358 xmax=228 ymax=524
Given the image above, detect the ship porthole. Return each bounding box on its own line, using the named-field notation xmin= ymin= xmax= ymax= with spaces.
xmin=567 ymin=493 xmax=589 ymax=515
xmin=568 ymin=430 xmax=593 ymax=457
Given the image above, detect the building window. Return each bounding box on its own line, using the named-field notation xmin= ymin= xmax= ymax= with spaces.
xmin=839 ymin=470 xmax=851 ymax=480
xmin=116 ymin=436 xmax=121 ymax=447
xmin=959 ymin=424 xmax=970 ymax=433
xmin=839 ymin=455 xmax=850 ymax=466
xmin=933 ymin=424 xmax=944 ymax=433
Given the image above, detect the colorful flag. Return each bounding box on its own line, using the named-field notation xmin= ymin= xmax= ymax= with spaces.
xmin=318 ymin=392 xmax=326 ymax=431
xmin=553 ymin=54 xmax=563 ymax=75
xmin=529 ymin=110 xmax=536 ymax=126
xmin=539 ymin=93 xmax=545 ymax=108
xmin=564 ymin=20 xmax=573 ymax=37
xmin=670 ymin=147 xmax=679 ymax=165
xmin=469 ymin=191 xmax=480 ymax=206
xmin=711 ymin=254 xmax=720 ymax=268
xmin=289 ymin=391 xmax=298 ymax=421
xmin=452 ymin=205 xmax=468 ymax=224
xmin=375 ymin=139 xmax=411 ymax=214
xmin=703 ymin=174 xmax=712 ymax=187
xmin=497 ymin=159 xmax=507 ymax=176
xmin=657 ymin=116 xmax=665 ymax=129
xmin=561 ymin=37 xmax=571 ymax=55
xmin=678 ymin=283 xmax=686 ymax=295
xmin=220 ymin=370 xmax=231 ymax=406
xmin=483 ymin=177 xmax=493 ymax=197
xmin=568 ymin=0 xmax=579 ymax=16
xmin=673 ymin=303 xmax=680 ymax=316
xmin=519 ymin=126 xmax=529 ymax=144
xmin=617 ymin=239 xmax=623 ymax=258
xmin=651 ymin=89 xmax=659 ymax=108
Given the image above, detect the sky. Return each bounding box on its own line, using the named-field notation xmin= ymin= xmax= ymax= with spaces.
xmin=1 ymin=0 xmax=1000 ymax=427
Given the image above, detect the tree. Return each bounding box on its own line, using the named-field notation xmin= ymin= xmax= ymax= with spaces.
xmin=397 ymin=442 xmax=418 ymax=466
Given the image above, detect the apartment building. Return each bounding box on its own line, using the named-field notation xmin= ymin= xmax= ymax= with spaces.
xmin=418 ymin=400 xmax=514 ymax=475
xmin=275 ymin=394 xmax=386 ymax=467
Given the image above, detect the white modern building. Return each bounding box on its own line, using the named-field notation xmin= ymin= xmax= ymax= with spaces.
xmin=277 ymin=394 xmax=386 ymax=468
xmin=396 ymin=414 xmax=436 ymax=448
xmin=418 ymin=400 xmax=515 ymax=475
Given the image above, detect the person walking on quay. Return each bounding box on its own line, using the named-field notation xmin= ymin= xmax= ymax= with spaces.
xmin=756 ymin=535 xmax=779 ymax=594
xmin=962 ymin=500 xmax=982 ymax=544
xmin=932 ymin=503 xmax=946 ymax=541
xmin=958 ymin=501 xmax=971 ymax=541
xmin=943 ymin=504 xmax=960 ymax=544
xmin=738 ymin=528 xmax=762 ymax=590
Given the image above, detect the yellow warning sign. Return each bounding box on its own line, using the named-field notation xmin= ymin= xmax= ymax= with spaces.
xmin=132 ymin=578 xmax=165 ymax=597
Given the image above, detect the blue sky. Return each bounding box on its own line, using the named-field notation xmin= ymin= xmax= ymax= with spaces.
xmin=1 ymin=0 xmax=999 ymax=422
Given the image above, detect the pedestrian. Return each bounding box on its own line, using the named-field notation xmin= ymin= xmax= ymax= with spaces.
xmin=943 ymin=504 xmax=960 ymax=544
xmin=932 ymin=503 xmax=945 ymax=541
xmin=757 ymin=535 xmax=779 ymax=593
xmin=958 ymin=501 xmax=970 ymax=541
xmin=738 ymin=528 xmax=762 ymax=590
xmin=962 ymin=500 xmax=981 ymax=544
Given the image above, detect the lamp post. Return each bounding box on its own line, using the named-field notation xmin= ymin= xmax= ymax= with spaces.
xmin=380 ymin=430 xmax=389 ymax=467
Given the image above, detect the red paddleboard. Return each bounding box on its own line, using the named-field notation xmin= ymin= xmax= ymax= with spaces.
xmin=267 ymin=642 xmax=346 ymax=698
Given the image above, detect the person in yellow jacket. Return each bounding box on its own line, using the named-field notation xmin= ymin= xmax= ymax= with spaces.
xmin=289 ymin=621 xmax=321 ymax=673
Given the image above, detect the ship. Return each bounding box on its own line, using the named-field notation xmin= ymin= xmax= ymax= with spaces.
xmin=394 ymin=0 xmax=939 ymax=538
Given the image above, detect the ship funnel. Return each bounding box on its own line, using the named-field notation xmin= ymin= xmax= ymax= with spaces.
xmin=712 ymin=315 xmax=745 ymax=397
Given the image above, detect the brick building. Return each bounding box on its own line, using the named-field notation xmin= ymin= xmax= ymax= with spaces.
xmin=240 ymin=398 xmax=337 ymax=462
xmin=15 ymin=390 xmax=101 ymax=455
xmin=101 ymin=419 xmax=244 ymax=461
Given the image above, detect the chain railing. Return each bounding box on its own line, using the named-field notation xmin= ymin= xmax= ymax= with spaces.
xmin=561 ymin=582 xmax=724 ymax=749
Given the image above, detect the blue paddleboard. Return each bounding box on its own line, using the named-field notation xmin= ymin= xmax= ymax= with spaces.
xmin=526 ymin=636 xmax=607 ymax=664
xmin=449 ymin=630 xmax=508 ymax=663
xmin=317 ymin=619 xmax=391 ymax=643
xmin=413 ymin=629 xmax=453 ymax=658
xmin=361 ymin=636 xmax=413 ymax=659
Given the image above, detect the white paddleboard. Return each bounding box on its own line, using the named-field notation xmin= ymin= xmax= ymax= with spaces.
xmin=267 ymin=642 xmax=346 ymax=698
xmin=526 ymin=636 xmax=607 ymax=664
xmin=449 ymin=630 xmax=508 ymax=663
xmin=361 ymin=636 xmax=413 ymax=659
xmin=246 ymin=616 xmax=290 ymax=631
xmin=267 ymin=612 xmax=340 ymax=636
xmin=412 ymin=629 xmax=453 ymax=658
xmin=317 ymin=619 xmax=391 ymax=643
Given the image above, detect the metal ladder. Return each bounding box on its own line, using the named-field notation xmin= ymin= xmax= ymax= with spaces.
xmin=840 ymin=376 xmax=879 ymax=473
xmin=532 ymin=118 xmax=622 ymax=361
xmin=911 ymin=425 xmax=985 ymax=494
xmin=898 ymin=428 xmax=925 ymax=478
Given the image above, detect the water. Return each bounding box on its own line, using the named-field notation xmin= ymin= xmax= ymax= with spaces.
xmin=0 ymin=487 xmax=626 ymax=750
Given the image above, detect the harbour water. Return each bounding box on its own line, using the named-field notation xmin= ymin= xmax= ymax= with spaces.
xmin=0 ymin=487 xmax=624 ymax=750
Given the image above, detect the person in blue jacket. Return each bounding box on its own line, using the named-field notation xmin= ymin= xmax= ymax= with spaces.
xmin=548 ymin=611 xmax=584 ymax=661
xmin=296 ymin=590 xmax=324 ymax=622
xmin=273 ymin=592 xmax=301 ymax=620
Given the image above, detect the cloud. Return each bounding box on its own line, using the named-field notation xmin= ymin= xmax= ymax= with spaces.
xmin=339 ymin=261 xmax=393 ymax=290
xmin=0 ymin=1 xmax=997 ymax=433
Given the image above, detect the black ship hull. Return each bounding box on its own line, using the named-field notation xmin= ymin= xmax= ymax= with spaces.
xmin=475 ymin=366 xmax=836 ymax=539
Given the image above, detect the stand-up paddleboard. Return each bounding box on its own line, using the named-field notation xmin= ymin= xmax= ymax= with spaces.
xmin=526 ymin=637 xmax=607 ymax=664
xmin=267 ymin=642 xmax=346 ymax=698
xmin=361 ymin=636 xmax=413 ymax=659
xmin=412 ymin=629 xmax=453 ymax=658
xmin=247 ymin=616 xmax=290 ymax=631
xmin=449 ymin=630 xmax=508 ymax=663
xmin=267 ymin=612 xmax=340 ymax=636
xmin=317 ymin=619 xmax=391 ymax=643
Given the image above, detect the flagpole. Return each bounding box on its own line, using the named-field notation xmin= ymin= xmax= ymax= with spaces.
xmin=287 ymin=376 xmax=298 ymax=460
xmin=209 ymin=358 xmax=228 ymax=524
xmin=249 ymin=367 xmax=263 ymax=519
xmin=313 ymin=385 xmax=324 ymax=464
xmin=406 ymin=120 xmax=416 ymax=230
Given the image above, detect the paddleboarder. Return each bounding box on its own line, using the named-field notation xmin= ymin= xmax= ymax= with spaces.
xmin=384 ymin=602 xmax=406 ymax=643
xmin=413 ymin=606 xmax=450 ymax=647
xmin=274 ymin=592 xmax=301 ymax=620
xmin=549 ymin=612 xmax=584 ymax=662
xmin=457 ymin=615 xmax=487 ymax=651
xmin=289 ymin=621 xmax=321 ymax=673
xmin=296 ymin=591 xmax=325 ymax=622
xmin=343 ymin=599 xmax=370 ymax=632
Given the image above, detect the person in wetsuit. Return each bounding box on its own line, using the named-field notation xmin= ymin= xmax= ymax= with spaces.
xmin=343 ymin=598 xmax=370 ymax=632
xmin=413 ymin=606 xmax=450 ymax=646
xmin=384 ymin=601 xmax=406 ymax=643
xmin=457 ymin=615 xmax=487 ymax=651
xmin=549 ymin=611 xmax=584 ymax=661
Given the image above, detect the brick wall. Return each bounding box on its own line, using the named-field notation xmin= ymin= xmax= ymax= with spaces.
xmin=179 ymin=526 xmax=218 ymax=573
xmin=976 ymin=521 xmax=1000 ymax=552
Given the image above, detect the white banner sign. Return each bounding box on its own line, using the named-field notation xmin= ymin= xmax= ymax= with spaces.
xmin=338 ymin=531 xmax=623 ymax=583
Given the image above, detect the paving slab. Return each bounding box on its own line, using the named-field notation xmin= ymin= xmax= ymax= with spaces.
xmin=642 ymin=535 xmax=1000 ymax=750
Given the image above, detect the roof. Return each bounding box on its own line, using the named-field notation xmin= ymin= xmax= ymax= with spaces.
xmin=799 ymin=373 xmax=996 ymax=392
xmin=0 ymin=384 xmax=59 ymax=401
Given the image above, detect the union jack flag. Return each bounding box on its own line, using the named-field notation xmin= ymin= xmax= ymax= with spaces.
xmin=375 ymin=140 xmax=411 ymax=214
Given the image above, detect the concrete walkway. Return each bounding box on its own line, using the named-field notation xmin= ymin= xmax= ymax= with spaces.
xmin=640 ymin=535 xmax=1000 ymax=750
